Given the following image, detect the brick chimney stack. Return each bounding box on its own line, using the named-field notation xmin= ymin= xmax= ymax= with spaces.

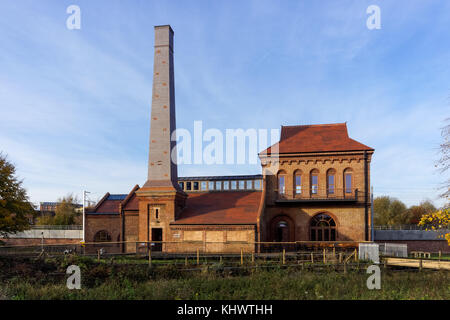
xmin=143 ymin=25 xmax=179 ymax=190
xmin=137 ymin=25 xmax=186 ymax=246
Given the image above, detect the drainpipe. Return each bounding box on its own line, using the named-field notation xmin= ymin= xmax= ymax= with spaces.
xmin=371 ymin=186 xmax=374 ymax=242
xmin=364 ymin=151 xmax=369 ymax=241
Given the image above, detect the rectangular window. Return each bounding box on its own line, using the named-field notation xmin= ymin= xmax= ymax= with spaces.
xmin=295 ymin=175 xmax=302 ymax=194
xmin=246 ymin=180 xmax=253 ymax=189
xmin=279 ymin=176 xmax=285 ymax=194
xmin=328 ymin=175 xmax=335 ymax=194
xmin=254 ymin=180 xmax=261 ymax=190
xmin=193 ymin=182 xmax=199 ymax=190
xmin=345 ymin=174 xmax=352 ymax=193
xmin=216 ymin=181 xmax=222 ymax=190
xmin=186 ymin=182 xmax=192 ymax=191
xmin=201 ymin=181 xmax=207 ymax=191
xmin=154 ymin=208 xmax=160 ymax=219
xmin=311 ymin=175 xmax=318 ymax=194
xmin=239 ymin=180 xmax=245 ymax=189
xmin=208 ymin=181 xmax=214 ymax=191
xmin=179 ymin=182 xmax=184 ymax=190
xmin=231 ymin=181 xmax=237 ymax=190
xmin=223 ymin=181 xmax=229 ymax=190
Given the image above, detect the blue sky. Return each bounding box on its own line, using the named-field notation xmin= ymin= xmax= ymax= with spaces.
xmin=0 ymin=0 xmax=449 ymax=207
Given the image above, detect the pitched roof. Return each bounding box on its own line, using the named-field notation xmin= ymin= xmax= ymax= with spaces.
xmin=122 ymin=185 xmax=140 ymax=211
xmin=260 ymin=123 xmax=373 ymax=155
xmin=87 ymin=193 xmax=123 ymax=215
xmin=172 ymin=191 xmax=262 ymax=225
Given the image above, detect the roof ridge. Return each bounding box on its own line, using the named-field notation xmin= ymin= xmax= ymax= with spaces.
xmin=281 ymin=122 xmax=347 ymax=128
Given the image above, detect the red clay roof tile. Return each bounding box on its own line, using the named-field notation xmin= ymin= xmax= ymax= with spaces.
xmin=172 ymin=191 xmax=262 ymax=225
xmin=260 ymin=123 xmax=373 ymax=154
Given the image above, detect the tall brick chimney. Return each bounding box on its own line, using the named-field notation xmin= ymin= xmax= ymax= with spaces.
xmin=136 ymin=25 xmax=187 ymax=247
xmin=143 ymin=25 xmax=179 ymax=190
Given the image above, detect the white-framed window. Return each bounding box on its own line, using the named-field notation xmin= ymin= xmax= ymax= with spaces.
xmin=311 ymin=174 xmax=318 ymax=194
xmin=295 ymin=174 xmax=302 ymax=194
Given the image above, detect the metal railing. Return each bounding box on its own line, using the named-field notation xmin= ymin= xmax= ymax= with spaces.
xmin=275 ymin=188 xmax=361 ymax=202
xmin=30 ymin=225 xmax=83 ymax=230
xmin=373 ymin=225 xmax=426 ymax=230
xmin=374 ymin=224 xmax=450 ymax=230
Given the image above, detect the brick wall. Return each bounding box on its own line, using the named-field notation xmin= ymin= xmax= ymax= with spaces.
xmin=124 ymin=213 xmax=139 ymax=252
xmin=376 ymin=240 xmax=450 ymax=253
xmin=85 ymin=214 xmax=121 ymax=242
xmin=261 ymin=152 xmax=372 ymax=242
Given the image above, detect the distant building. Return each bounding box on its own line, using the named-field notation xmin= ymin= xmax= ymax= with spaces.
xmin=39 ymin=202 xmax=82 ymax=215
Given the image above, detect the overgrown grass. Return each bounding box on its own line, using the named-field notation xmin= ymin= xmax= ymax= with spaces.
xmin=0 ymin=255 xmax=448 ymax=300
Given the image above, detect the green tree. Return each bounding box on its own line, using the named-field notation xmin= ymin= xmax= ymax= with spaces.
xmin=373 ymin=196 xmax=408 ymax=225
xmin=0 ymin=153 xmax=35 ymax=236
xmin=36 ymin=194 xmax=80 ymax=225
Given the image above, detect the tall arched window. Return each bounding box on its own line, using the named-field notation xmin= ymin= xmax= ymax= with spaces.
xmin=344 ymin=168 xmax=353 ymax=194
xmin=94 ymin=230 xmax=112 ymax=242
xmin=327 ymin=169 xmax=336 ymax=195
xmin=310 ymin=169 xmax=319 ymax=194
xmin=294 ymin=170 xmax=302 ymax=195
xmin=310 ymin=214 xmax=336 ymax=241
xmin=278 ymin=170 xmax=286 ymax=195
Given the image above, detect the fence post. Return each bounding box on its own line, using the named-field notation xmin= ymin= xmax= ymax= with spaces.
xmin=148 ymin=247 xmax=152 ymax=267
xmin=339 ymin=252 xmax=343 ymax=263
xmin=251 ymin=251 xmax=255 ymax=264
xmin=282 ymin=249 xmax=286 ymax=265
xmin=323 ymin=248 xmax=326 ymax=264
xmin=354 ymin=248 xmax=358 ymax=262
xmin=185 ymin=255 xmax=188 ymax=266
xmin=197 ymin=248 xmax=200 ymax=265
xmin=97 ymin=250 xmax=100 ymax=262
xmin=439 ymin=251 xmax=442 ymax=261
xmin=241 ymin=248 xmax=244 ymax=265
xmin=311 ymin=252 xmax=314 ymax=264
xmin=343 ymin=261 xmax=347 ymax=274
xmin=419 ymin=259 xmax=423 ymax=271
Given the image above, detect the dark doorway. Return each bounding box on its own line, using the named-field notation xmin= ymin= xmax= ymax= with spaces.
xmin=151 ymin=228 xmax=163 ymax=251
xmin=275 ymin=221 xmax=289 ymax=242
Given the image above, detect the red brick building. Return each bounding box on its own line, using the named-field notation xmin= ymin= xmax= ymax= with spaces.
xmin=85 ymin=25 xmax=374 ymax=253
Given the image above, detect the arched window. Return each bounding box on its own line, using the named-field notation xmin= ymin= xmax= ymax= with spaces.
xmin=344 ymin=168 xmax=353 ymax=194
xmin=310 ymin=169 xmax=319 ymax=195
xmin=94 ymin=230 xmax=112 ymax=242
xmin=327 ymin=169 xmax=336 ymax=195
xmin=277 ymin=170 xmax=286 ymax=195
xmin=294 ymin=170 xmax=302 ymax=195
xmin=310 ymin=214 xmax=336 ymax=241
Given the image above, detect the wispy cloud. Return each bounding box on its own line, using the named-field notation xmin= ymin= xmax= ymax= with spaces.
xmin=0 ymin=0 xmax=448 ymax=207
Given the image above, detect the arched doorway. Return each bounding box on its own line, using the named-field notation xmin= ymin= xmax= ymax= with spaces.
xmin=276 ymin=220 xmax=289 ymax=242
xmin=270 ymin=215 xmax=295 ymax=242
xmin=310 ymin=213 xmax=337 ymax=241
